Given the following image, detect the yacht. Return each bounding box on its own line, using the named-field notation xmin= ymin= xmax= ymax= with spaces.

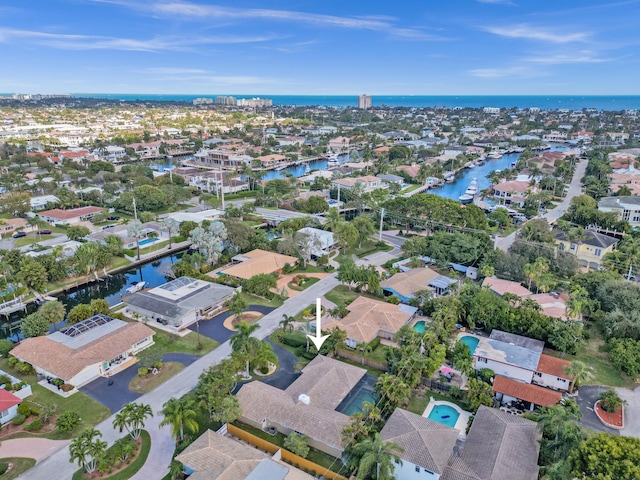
xmin=125 ymin=281 xmax=146 ymax=295
xmin=487 ymin=151 xmax=503 ymax=160
xmin=327 ymin=152 xmax=340 ymax=168
xmin=458 ymin=178 xmax=478 ymax=204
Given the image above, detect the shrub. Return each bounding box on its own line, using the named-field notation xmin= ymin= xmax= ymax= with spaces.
xmin=14 ymin=361 xmax=35 ymax=375
xmin=281 ymin=332 xmax=307 ymax=348
xmin=60 ymin=384 xmax=74 ymax=392
xmin=0 ymin=463 xmax=8 ymax=475
xmin=0 ymin=374 xmax=11 ymax=387
xmin=138 ymin=367 xmax=149 ymax=377
xmin=12 ymin=414 xmax=26 ymax=425
xmin=260 ymin=366 xmax=269 ymax=374
xmin=123 ymin=248 xmax=136 ymax=257
xmin=152 ymin=361 xmax=163 ymax=369
xmin=56 ymin=411 xmax=81 ymax=433
xmin=24 ymin=418 xmax=43 ymax=431
xmin=17 ymin=402 xmax=33 ymax=417
xmin=7 ymin=356 xmax=18 ymax=367
xmin=478 ymin=368 xmax=495 ymax=384
xmin=0 ymin=339 xmax=14 ymax=357
xmin=369 ymin=337 xmax=381 ymax=350
xmin=11 ymin=381 xmax=26 ymax=392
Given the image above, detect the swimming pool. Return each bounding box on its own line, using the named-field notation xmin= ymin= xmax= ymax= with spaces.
xmin=460 ymin=335 xmax=480 ymax=354
xmin=336 ymin=375 xmax=378 ymax=415
xmin=414 ymin=321 xmax=426 ymax=333
xmin=139 ymin=237 xmax=159 ymax=246
xmin=427 ymin=404 xmax=460 ymax=428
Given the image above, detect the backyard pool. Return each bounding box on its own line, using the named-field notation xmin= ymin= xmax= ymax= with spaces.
xmin=336 ymin=375 xmax=378 ymax=415
xmin=460 ymin=335 xmax=480 ymax=354
xmin=139 ymin=237 xmax=159 ymax=247
xmin=414 ymin=321 xmax=426 ymax=333
xmin=427 ymin=404 xmax=460 ymax=428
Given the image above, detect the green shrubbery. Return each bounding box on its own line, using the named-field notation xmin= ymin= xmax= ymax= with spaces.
xmin=24 ymin=418 xmax=43 ymax=431
xmin=12 ymin=414 xmax=26 ymax=425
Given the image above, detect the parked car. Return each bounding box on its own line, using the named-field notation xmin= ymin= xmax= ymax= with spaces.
xmin=12 ymin=231 xmax=26 ymax=238
xmin=38 ymin=229 xmax=52 ymax=235
xmin=107 ymin=216 xmax=120 ymax=221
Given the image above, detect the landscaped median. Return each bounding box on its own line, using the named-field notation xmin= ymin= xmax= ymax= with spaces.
xmin=595 ymin=399 xmax=624 ymax=429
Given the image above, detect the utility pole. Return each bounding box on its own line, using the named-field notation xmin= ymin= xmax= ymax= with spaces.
xmin=219 ymin=166 xmax=225 ymax=210
xmin=627 ymin=263 xmax=633 ymax=282
xmin=379 ymin=207 xmax=385 ymax=241
xmin=133 ymin=197 xmax=138 ymax=221
xmin=337 ymin=184 xmax=341 ymax=205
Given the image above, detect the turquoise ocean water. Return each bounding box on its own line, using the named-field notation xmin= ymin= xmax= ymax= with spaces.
xmin=65 ymin=94 xmax=640 ymax=110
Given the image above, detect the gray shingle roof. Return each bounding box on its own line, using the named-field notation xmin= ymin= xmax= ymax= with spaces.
xmin=380 ymin=408 xmax=459 ymax=474
xmin=598 ymin=195 xmax=640 ymax=208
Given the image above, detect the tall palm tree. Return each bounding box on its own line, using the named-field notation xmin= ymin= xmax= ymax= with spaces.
xmin=279 ymin=314 xmax=295 ymax=332
xmin=324 ymin=207 xmax=342 ymax=232
xmin=230 ymin=321 xmax=261 ymax=378
xmin=159 ymin=397 xmax=199 ymax=442
xmin=163 ymin=217 xmax=180 ymax=249
xmin=69 ymin=428 xmax=107 ymax=475
xmin=563 ymin=361 xmax=590 ymax=393
xmin=349 ymin=433 xmax=403 ymax=480
xmin=127 ymin=220 xmax=146 ymax=261
xmin=114 ymin=402 xmax=153 ymax=441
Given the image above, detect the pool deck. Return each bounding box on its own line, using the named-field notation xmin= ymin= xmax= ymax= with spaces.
xmin=423 ymin=399 xmax=472 ymax=438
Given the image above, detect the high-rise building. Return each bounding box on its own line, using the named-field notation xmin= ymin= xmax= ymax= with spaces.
xmin=215 ymin=96 xmax=237 ymax=105
xmin=358 ymin=94 xmax=372 ymax=110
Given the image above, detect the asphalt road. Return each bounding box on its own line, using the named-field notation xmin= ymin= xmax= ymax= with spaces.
xmin=576 ymin=386 xmax=620 ymax=435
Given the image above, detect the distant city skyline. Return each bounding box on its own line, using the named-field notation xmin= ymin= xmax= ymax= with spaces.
xmin=1 ymin=0 xmax=639 ymax=95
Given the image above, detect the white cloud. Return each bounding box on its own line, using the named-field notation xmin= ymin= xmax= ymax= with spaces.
xmin=526 ymin=51 xmax=611 ymax=64
xmin=134 ymin=67 xmax=207 ymax=74
xmin=469 ymin=65 xmax=545 ymax=78
xmin=483 ymin=24 xmax=590 ymax=43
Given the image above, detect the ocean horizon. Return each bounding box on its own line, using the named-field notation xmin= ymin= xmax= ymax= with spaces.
xmin=59 ymin=94 xmax=640 ymax=111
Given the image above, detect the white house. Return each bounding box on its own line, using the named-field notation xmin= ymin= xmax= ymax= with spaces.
xmin=297 ymin=227 xmax=336 ymax=257
xmin=37 ymin=206 xmax=104 ymax=225
xmin=598 ymin=196 xmax=640 ymax=228
xmin=0 ymin=369 xmax=33 ymax=424
xmin=30 ymin=195 xmax=60 ymax=211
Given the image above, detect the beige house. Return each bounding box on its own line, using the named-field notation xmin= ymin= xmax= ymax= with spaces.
xmin=176 ymin=429 xmax=313 ymax=480
xmin=554 ymin=229 xmax=619 ymax=269
xmin=37 ymin=206 xmax=104 ymax=225
xmin=219 ymin=249 xmax=297 ymax=280
xmin=256 ymin=154 xmax=290 ymax=169
xmin=10 ymin=315 xmax=154 ymax=387
xmin=491 ymin=180 xmax=532 ymax=208
xmin=381 ymin=267 xmax=455 ymax=302
xmin=0 ymin=218 xmax=30 ymax=235
xmin=331 ymin=175 xmax=383 ymax=193
xmin=236 ymin=355 xmax=366 ymax=457
xmin=323 ymin=296 xmax=418 ymax=348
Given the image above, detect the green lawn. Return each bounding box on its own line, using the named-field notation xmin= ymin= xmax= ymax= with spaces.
xmin=288 ymin=276 xmax=320 ymax=291
xmin=138 ymin=239 xmax=170 ymax=254
xmin=72 ymin=430 xmax=151 ymax=480
xmin=13 ymin=236 xmax=48 ymax=247
xmin=544 ymin=332 xmax=637 ymax=388
xmin=0 ymin=359 xmax=111 ymax=440
xmin=233 ymin=421 xmax=345 ymax=475
xmin=0 ymin=457 xmax=37 ymax=479
xmin=128 ymin=362 xmax=185 ymax=394
xmin=144 ymin=328 xmax=218 ymax=358
xmin=239 ymin=292 xmax=284 ymax=308
xmin=324 ymin=285 xmax=361 ymax=307
xmin=295 ymin=264 xmax=326 ymax=273
xmin=402 ymin=184 xmax=421 ymax=193
xmin=334 ymin=240 xmax=392 ymax=263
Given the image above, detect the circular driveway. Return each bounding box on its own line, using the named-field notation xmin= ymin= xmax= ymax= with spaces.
xmin=188 ymin=304 xmax=275 ymax=343
xmin=576 ymin=386 xmax=620 ymax=435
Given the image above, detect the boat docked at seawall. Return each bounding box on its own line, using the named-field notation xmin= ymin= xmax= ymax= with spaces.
xmin=126 ymin=281 xmax=146 ymax=295
xmin=326 ymin=152 xmax=340 ymax=168
xmin=458 ymin=178 xmax=478 ymax=204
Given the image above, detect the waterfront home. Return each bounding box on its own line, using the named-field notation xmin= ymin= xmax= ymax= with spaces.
xmin=491 ymin=180 xmax=532 ymax=208
xmin=188 ymin=170 xmax=249 ymax=194
xmin=382 ymin=268 xmax=455 ymax=302
xmin=192 ymin=147 xmax=253 ymax=169
xmin=37 ymin=206 xmax=104 ymax=225
xmin=331 ymin=175 xmax=383 ymax=193
xmin=598 ymin=195 xmax=640 ymax=228
xmin=10 ymin=314 xmax=154 ymax=388
xmin=125 ymin=276 xmax=236 ymax=328
xmin=255 ymin=153 xmax=290 ymax=169
xmin=376 ymin=173 xmax=404 ymax=186
xmin=87 ymin=222 xmax=165 ymax=250
xmin=296 ymin=227 xmax=337 ymax=258
xmin=441 ymin=406 xmax=540 ymax=480
xmin=380 ymin=408 xmax=459 ymax=480
xmin=328 ymin=136 xmax=350 ymax=152
xmin=554 ymin=229 xmax=619 ymax=270
xmin=176 ymin=429 xmax=314 ymax=480
xmin=236 ymin=356 xmax=366 ymax=457
xmin=323 ymin=296 xmax=418 ymax=348
xmin=219 ymin=249 xmax=297 ymax=281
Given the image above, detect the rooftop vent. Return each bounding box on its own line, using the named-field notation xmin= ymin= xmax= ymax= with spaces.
xmin=298 ymin=394 xmax=310 ymax=405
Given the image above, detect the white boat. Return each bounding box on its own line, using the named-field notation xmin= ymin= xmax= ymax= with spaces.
xmin=458 ymin=178 xmax=478 ymax=204
xmin=327 ymin=152 xmax=340 ymax=168
xmin=487 ymin=151 xmax=503 ymax=159
xmin=304 ymin=164 xmax=310 ymax=174
xmin=126 ymin=281 xmax=146 ymax=295
xmin=274 ymin=165 xmax=288 ymax=171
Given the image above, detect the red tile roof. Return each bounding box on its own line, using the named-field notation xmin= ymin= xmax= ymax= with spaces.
xmin=536 ymin=354 xmax=571 ymax=378
xmin=0 ymin=389 xmax=22 ymax=412
xmin=38 ymin=206 xmax=104 ymax=220
xmin=493 ymin=375 xmax=562 ymax=407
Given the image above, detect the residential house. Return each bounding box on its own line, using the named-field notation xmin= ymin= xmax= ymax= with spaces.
xmin=58 ymin=149 xmax=90 ymax=164
xmin=323 ymin=296 xmax=418 ymax=348
xmin=554 ymin=229 xmax=619 ymax=269
xmin=10 ymin=314 xmax=154 ymax=387
xmin=380 ymin=408 xmax=459 ymax=480
xmin=189 ymin=171 xmax=249 ymax=194
xmin=192 ymin=147 xmax=253 ymax=169
xmin=331 ymin=175 xmax=383 ymax=193
xmin=482 ymin=277 xmax=569 ymax=320
xmin=441 ymin=406 xmax=540 ymax=480
xmin=296 ymin=227 xmax=337 ymax=258
xmin=328 ymin=136 xmax=350 ymax=152
xmin=125 ymin=277 xmax=236 ymax=328
xmin=87 ymin=222 xmax=164 ymax=250
xmin=382 ymin=268 xmax=455 ymax=303
xmin=0 ymin=369 xmax=32 ymax=424
xmin=376 ymin=173 xmax=404 ymax=187
xmin=30 ymin=194 xmax=60 ymax=211
xmin=598 ymin=196 xmax=640 ymax=228
xmin=0 ymin=218 xmax=29 ymax=235
xmin=176 ymin=429 xmax=314 ymax=480
xmin=236 ymin=355 xmax=366 ymax=457
xmin=481 ymin=277 xmax=532 ymax=298
xmin=219 ymin=249 xmax=297 ymax=281
xmin=256 ymin=154 xmax=290 ymax=169
xmin=491 ymin=180 xmax=532 ymax=208
xmin=38 ymin=206 xmax=104 ymax=225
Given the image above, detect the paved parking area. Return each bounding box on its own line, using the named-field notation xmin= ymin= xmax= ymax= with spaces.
xmin=262 ymin=341 xmax=300 ymax=390
xmin=576 ymin=386 xmax=620 ymax=435
xmin=189 ymin=304 xmax=275 ymax=343
xmin=616 ymin=385 xmax=640 ymax=438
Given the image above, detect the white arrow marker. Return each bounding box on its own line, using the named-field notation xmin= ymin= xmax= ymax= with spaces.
xmin=307 ymin=297 xmax=330 ymax=351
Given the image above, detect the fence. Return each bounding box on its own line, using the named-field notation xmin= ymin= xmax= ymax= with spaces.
xmin=336 ymin=349 xmax=388 ymax=372
xmin=227 ymin=424 xmax=348 ymax=480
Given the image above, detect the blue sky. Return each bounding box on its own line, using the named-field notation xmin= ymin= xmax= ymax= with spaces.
xmin=1 ymin=0 xmax=639 ymax=95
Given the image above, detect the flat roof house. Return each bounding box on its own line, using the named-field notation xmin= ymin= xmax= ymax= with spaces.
xmin=323 ymin=296 xmax=418 ymax=348
xmin=236 ymin=355 xmax=366 ymax=457
xmin=220 ymin=249 xmax=297 ymax=280
xmin=10 ymin=314 xmax=154 ymax=388
xmin=37 ymin=206 xmax=104 ymax=225
xmin=176 ymin=429 xmax=313 ymax=480
xmin=125 ymin=276 xmax=236 ymax=328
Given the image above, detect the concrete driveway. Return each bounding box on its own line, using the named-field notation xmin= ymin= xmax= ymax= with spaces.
xmin=80 ymin=353 xmax=201 ymax=413
xmin=0 ymin=438 xmax=69 ymax=462
xmin=189 ymin=304 xmax=275 ymax=343
xmin=576 ymin=386 xmax=620 ymax=435
xmin=616 ymin=385 xmax=640 ymax=438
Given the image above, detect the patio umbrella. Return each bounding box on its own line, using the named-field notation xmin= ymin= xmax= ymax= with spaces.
xmin=440 ymin=367 xmax=453 ymax=374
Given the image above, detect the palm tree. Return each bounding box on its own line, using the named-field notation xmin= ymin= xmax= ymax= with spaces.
xmin=329 ymin=327 xmax=347 ymax=356
xmin=230 ymin=321 xmax=261 ymax=378
xmin=357 ymin=342 xmax=373 ymax=365
xmin=349 ymin=433 xmax=403 ymax=480
xmin=159 ymin=397 xmax=199 ymax=442
xmin=163 ymin=217 xmax=180 ymax=249
xmin=69 ymin=428 xmax=107 ymax=474
xmin=566 ymin=285 xmax=589 ymax=320
xmin=114 ymin=402 xmax=153 ymax=440
xmin=279 ymin=314 xmax=295 ymax=332
xmin=563 ymin=361 xmax=590 ymax=394
xmin=127 ymin=220 xmax=146 ymax=260
xmin=324 ymin=207 xmax=342 ymax=232
xmin=254 ymin=341 xmax=278 ymax=371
